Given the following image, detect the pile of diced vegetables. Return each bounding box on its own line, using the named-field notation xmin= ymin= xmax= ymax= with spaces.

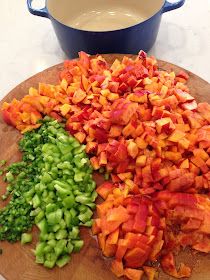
xmin=1 ymin=51 xmax=210 ymax=280
xmin=0 ymin=118 xmax=96 ymax=268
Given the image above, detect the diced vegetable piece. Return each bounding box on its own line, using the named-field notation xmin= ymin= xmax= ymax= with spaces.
xmin=21 ymin=233 xmax=32 ymax=244
xmin=56 ymin=255 xmax=71 ymax=268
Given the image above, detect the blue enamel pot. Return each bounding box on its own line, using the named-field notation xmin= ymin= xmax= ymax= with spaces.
xmin=27 ymin=0 xmax=185 ymax=58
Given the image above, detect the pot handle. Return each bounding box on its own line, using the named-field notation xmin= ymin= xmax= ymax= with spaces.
xmin=27 ymin=0 xmax=49 ymax=18
xmin=162 ymin=0 xmax=185 ymax=13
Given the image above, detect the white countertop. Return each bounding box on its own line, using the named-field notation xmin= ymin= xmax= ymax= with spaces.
xmin=0 ymin=0 xmax=210 ymax=100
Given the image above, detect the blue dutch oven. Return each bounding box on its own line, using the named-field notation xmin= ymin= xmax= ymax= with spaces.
xmin=27 ymin=0 xmax=185 ymax=58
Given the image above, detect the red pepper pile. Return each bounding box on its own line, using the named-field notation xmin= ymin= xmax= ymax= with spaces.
xmin=92 ymin=182 xmax=210 ymax=280
xmin=93 ymin=182 xmax=165 ymax=279
xmin=2 ymin=51 xmax=210 ymax=279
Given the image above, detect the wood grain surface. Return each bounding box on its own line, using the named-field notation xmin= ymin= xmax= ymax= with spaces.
xmin=0 ymin=54 xmax=210 ymax=280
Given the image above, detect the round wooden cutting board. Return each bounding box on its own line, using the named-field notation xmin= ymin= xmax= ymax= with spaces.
xmin=0 ymin=54 xmax=210 ymax=280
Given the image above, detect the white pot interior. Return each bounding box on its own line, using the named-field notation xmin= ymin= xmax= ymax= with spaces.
xmin=47 ymin=0 xmax=165 ymax=31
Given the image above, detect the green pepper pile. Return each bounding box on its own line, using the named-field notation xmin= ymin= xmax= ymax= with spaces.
xmin=0 ymin=117 xmax=97 ymax=268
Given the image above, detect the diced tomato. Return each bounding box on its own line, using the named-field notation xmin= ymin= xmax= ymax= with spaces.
xmin=143 ymin=266 xmax=157 ymax=280
xmin=96 ymin=182 xmax=115 ymax=200
xmin=111 ymin=260 xmax=124 ymax=277
xmin=124 ymin=268 xmax=144 ymax=280
xmin=124 ymin=247 xmax=150 ymax=268
xmin=2 ymin=109 xmax=16 ymax=126
xmin=106 ymin=205 xmax=129 ymax=223
xmin=133 ymin=204 xmax=148 ymax=233
xmin=94 ymin=128 xmax=108 ymax=143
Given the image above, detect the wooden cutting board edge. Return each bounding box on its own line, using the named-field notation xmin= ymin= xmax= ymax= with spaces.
xmin=0 ymin=54 xmax=210 ymax=280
